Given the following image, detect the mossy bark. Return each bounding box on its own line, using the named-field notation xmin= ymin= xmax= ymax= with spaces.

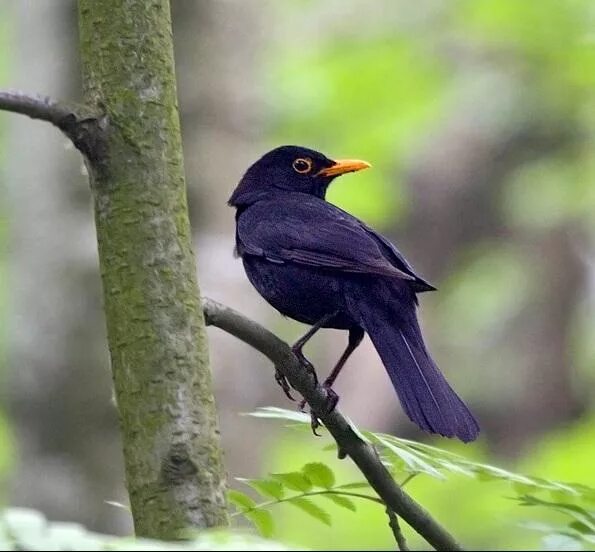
xmin=77 ymin=0 xmax=228 ymax=539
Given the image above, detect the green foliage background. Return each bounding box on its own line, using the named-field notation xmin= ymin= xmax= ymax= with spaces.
xmin=1 ymin=0 xmax=595 ymax=550
xmin=247 ymin=0 xmax=595 ymax=549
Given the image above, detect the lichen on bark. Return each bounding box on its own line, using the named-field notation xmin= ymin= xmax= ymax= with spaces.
xmin=77 ymin=0 xmax=228 ymax=539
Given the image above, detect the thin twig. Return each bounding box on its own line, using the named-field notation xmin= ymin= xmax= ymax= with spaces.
xmin=401 ymin=473 xmax=418 ymax=487
xmin=230 ymin=488 xmax=383 ymax=517
xmin=387 ymin=508 xmax=410 ymax=551
xmin=0 ymin=90 xmax=77 ymax=127
xmin=233 ymin=487 xmax=411 ymax=549
xmin=0 ymin=90 xmax=105 ymax=162
xmin=203 ymin=297 xmax=463 ymax=551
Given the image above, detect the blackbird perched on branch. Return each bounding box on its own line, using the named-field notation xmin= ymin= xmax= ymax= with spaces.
xmin=229 ymin=145 xmax=479 ymax=442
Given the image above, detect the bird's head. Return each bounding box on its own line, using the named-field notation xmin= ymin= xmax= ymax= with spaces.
xmin=228 ymin=145 xmax=371 ymax=207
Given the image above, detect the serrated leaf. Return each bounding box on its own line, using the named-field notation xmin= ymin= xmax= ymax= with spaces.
xmin=238 ymin=478 xmax=285 ymax=501
xmin=288 ymin=497 xmax=332 ymax=526
xmin=321 ymin=493 xmax=357 ymax=512
xmin=228 ymin=489 xmax=256 ymax=512
xmin=473 ymin=464 xmax=536 ymax=487
xmin=374 ymin=435 xmax=444 ymax=480
xmin=271 ymin=472 xmax=313 ymax=492
xmin=245 ymin=509 xmax=274 ymax=538
xmin=434 ymin=459 xmax=475 ymax=477
xmin=302 ymin=463 xmax=335 ymax=489
xmin=518 ymin=496 xmax=595 ymax=533
xmin=248 ymin=405 xmax=593 ymax=515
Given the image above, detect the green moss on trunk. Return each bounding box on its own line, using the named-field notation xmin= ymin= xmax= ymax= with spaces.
xmin=77 ymin=0 xmax=228 ymax=539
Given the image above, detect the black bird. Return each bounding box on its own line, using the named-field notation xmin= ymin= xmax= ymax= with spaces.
xmin=229 ymin=145 xmax=479 ymax=442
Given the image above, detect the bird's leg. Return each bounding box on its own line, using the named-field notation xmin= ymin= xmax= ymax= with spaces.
xmin=274 ymin=312 xmax=337 ymax=404
xmin=300 ymin=327 xmax=363 ymax=411
xmin=291 ymin=311 xmax=337 ymax=386
xmin=322 ymin=327 xmax=365 ymax=390
xmin=304 ymin=328 xmax=365 ymax=435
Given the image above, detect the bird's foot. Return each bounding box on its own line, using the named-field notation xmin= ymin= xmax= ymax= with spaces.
xmin=298 ymin=379 xmax=339 ymax=411
xmin=303 ymin=385 xmax=340 ymax=436
xmin=310 ymin=411 xmax=322 ymax=436
xmin=274 ymin=369 xmax=295 ymax=401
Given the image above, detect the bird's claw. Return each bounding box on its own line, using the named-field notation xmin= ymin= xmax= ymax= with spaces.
xmin=274 ymin=369 xmax=295 ymax=401
xmin=303 ymin=385 xmax=340 ymax=437
xmin=310 ymin=411 xmax=322 ymax=436
xmin=289 ymin=345 xmax=340 ymax=435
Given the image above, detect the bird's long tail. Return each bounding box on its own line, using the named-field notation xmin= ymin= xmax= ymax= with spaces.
xmin=347 ymin=281 xmax=479 ymax=442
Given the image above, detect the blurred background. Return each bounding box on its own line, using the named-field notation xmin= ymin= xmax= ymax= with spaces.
xmin=1 ymin=0 xmax=595 ymax=549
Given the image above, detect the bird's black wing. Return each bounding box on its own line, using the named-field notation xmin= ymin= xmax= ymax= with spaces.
xmin=237 ymin=198 xmax=427 ymax=285
xmin=357 ymin=221 xmax=436 ymax=292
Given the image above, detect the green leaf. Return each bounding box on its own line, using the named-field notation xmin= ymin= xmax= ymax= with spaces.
xmin=513 ymin=481 xmax=536 ymax=495
xmin=569 ymin=521 xmax=594 ymax=535
xmin=373 ymin=435 xmax=444 ymax=479
xmin=434 ymin=459 xmax=475 ymax=478
xmin=238 ymin=478 xmax=284 ymax=501
xmin=244 ymin=407 xmax=311 ymax=424
xmin=271 ymin=472 xmax=313 ymax=493
xmin=474 ymin=464 xmax=535 ymax=487
xmin=228 ymin=490 xmax=256 ymax=512
xmin=518 ymin=495 xmax=595 ymax=533
xmin=336 ymin=481 xmax=371 ymax=490
xmin=244 ymin=509 xmax=274 ymax=538
xmin=288 ymin=497 xmax=332 ymax=526
xmin=250 ymin=404 xmax=593 ymax=504
xmin=321 ymin=493 xmax=357 ymax=512
xmin=302 ymin=463 xmax=335 ymax=489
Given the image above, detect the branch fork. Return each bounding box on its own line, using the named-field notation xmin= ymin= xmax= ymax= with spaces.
xmin=0 ymin=90 xmax=107 ymax=165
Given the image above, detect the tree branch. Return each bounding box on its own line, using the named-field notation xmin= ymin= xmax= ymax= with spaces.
xmin=0 ymin=90 xmax=106 ymax=163
xmin=0 ymin=90 xmax=75 ymax=126
xmin=203 ymin=297 xmax=463 ymax=551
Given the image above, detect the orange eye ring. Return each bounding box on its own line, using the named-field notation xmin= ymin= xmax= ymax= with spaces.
xmin=292 ymin=157 xmax=313 ymax=174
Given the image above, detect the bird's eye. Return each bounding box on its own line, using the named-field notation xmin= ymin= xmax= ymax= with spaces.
xmin=292 ymin=157 xmax=313 ymax=174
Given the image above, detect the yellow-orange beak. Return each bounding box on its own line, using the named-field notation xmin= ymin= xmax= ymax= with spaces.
xmin=316 ymin=159 xmax=372 ymax=178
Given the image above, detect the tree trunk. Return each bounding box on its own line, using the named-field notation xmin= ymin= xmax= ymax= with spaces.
xmin=77 ymin=0 xmax=228 ymax=538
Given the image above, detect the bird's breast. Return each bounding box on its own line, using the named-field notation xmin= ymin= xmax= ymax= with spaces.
xmin=241 ymin=255 xmax=356 ymax=330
